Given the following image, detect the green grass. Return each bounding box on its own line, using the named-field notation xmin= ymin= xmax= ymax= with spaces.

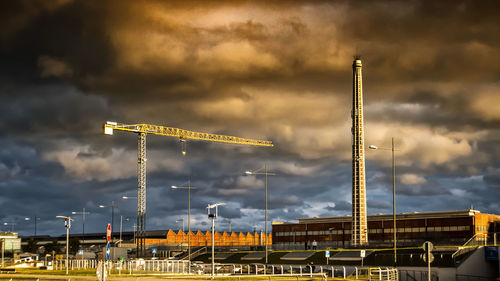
xmin=0 ymin=275 xmax=96 ymax=281
xmin=9 ymin=268 xmax=96 ymax=276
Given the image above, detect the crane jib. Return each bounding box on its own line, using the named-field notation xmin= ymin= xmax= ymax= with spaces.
xmin=103 ymin=122 xmax=273 ymax=147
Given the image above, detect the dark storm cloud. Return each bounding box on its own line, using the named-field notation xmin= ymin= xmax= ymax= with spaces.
xmin=367 ymin=200 xmax=391 ymax=210
xmin=1 ymin=0 xmax=500 ymax=236
xmin=325 ymin=200 xmax=351 ymax=212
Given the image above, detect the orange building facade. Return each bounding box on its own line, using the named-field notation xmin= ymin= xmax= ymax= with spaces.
xmin=144 ymin=230 xmax=272 ymax=247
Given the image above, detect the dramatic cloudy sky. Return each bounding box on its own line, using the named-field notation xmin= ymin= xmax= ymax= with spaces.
xmin=1 ymin=0 xmax=499 ymax=237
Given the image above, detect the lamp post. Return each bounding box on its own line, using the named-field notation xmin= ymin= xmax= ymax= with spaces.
xmin=1 ymin=238 xmax=4 ymax=268
xmin=99 ymin=201 xmax=116 ymax=244
xmin=132 ymin=223 xmax=137 ymax=243
xmin=172 ymin=180 xmax=197 ymax=273
xmin=56 ymin=216 xmax=73 ymax=275
xmin=223 ymin=220 xmax=232 ymax=247
xmin=207 ymin=203 xmax=225 ymax=279
xmin=176 ymin=218 xmax=185 ymax=250
xmin=120 ymin=216 xmax=130 ymax=246
xmin=176 ymin=218 xmax=185 ymax=232
xmin=71 ymin=208 xmax=90 ymax=247
xmin=245 ymin=165 xmax=275 ymax=264
xmin=3 ymin=222 xmax=15 ymax=233
xmin=253 ymin=226 xmax=257 ymax=247
xmin=122 ymin=196 xmax=138 ymax=256
xmin=369 ymin=138 xmax=399 ymax=266
xmin=24 ymin=216 xmax=40 ymax=236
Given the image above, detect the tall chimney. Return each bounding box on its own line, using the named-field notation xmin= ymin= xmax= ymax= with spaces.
xmin=351 ymin=57 xmax=368 ymax=246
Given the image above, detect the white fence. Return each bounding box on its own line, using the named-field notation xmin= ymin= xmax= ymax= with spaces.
xmin=55 ymin=259 xmax=397 ymax=280
xmin=205 ymin=264 xmax=397 ymax=280
xmin=54 ymin=259 xmax=190 ymax=274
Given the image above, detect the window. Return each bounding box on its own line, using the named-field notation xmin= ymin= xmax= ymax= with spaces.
xmin=460 ymin=226 xmax=470 ymax=231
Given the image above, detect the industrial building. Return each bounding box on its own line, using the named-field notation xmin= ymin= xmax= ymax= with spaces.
xmin=272 ymin=209 xmax=500 ymax=250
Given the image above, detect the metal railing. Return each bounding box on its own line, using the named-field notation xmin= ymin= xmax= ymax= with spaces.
xmin=53 ymin=260 xmax=397 ymax=280
xmin=452 ymin=233 xmax=488 ymax=259
xmin=54 ymin=259 xmax=190 ymax=274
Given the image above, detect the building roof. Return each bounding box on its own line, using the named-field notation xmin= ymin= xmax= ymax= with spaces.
xmin=273 ymin=209 xmax=482 ymax=225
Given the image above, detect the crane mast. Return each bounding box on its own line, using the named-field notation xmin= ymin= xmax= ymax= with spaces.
xmin=103 ymin=121 xmax=273 ymax=256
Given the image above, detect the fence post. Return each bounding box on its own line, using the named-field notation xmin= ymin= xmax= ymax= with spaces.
xmin=308 ymin=265 xmax=312 ymax=277
xmin=343 ymin=266 xmax=346 ymax=279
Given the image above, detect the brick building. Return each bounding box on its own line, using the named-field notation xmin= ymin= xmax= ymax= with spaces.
xmin=272 ymin=209 xmax=500 ymax=250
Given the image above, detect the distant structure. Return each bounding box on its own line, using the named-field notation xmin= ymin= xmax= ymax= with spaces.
xmin=351 ymin=57 xmax=368 ymax=246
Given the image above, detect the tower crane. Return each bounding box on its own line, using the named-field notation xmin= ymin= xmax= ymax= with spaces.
xmin=103 ymin=121 xmax=273 ymax=256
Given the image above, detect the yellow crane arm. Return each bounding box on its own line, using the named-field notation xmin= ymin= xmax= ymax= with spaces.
xmin=103 ymin=121 xmax=273 ymax=147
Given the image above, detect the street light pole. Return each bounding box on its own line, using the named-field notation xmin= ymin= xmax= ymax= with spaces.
xmin=176 ymin=218 xmax=185 ymax=250
xmin=245 ymin=165 xmax=275 ymax=264
xmin=176 ymin=219 xmax=185 ymax=232
xmin=99 ymin=201 xmax=116 ymax=244
xmin=172 ymin=180 xmax=197 ymax=274
xmin=207 ymin=203 xmax=225 ymax=279
xmin=122 ymin=195 xmax=137 ymax=256
xmin=56 ymin=216 xmax=73 ymax=275
xmin=391 ymin=137 xmax=396 ymax=266
xmin=1 ymin=238 xmax=4 ymax=268
xmin=119 ymin=216 xmax=129 ymax=245
xmin=72 ymin=208 xmax=90 ymax=248
xmin=24 ymin=216 xmax=40 ymax=236
xmin=211 ymin=215 xmax=215 ymax=278
xmin=369 ymin=138 xmax=398 ymax=266
xmin=3 ymin=222 xmax=15 ymax=233
xmin=112 ymin=201 xmax=115 ymax=244
xmin=265 ymin=164 xmax=268 ymax=263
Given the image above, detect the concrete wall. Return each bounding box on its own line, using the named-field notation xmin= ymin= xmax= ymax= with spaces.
xmin=457 ymin=247 xmax=498 ymax=280
xmin=398 ymin=266 xmax=455 ymax=281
